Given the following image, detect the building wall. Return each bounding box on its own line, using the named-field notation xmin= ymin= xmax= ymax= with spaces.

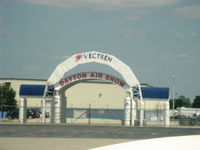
xmin=0 ymin=78 xmax=168 ymax=111
xmin=144 ymin=99 xmax=167 ymax=110
xmin=66 ymin=82 xmax=126 ymax=109
xmin=0 ymin=78 xmax=46 ymax=107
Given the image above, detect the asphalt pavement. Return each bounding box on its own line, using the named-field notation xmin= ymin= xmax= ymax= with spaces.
xmin=0 ymin=123 xmax=200 ymax=139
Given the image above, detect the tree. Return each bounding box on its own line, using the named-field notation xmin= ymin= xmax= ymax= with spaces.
xmin=0 ymin=83 xmax=17 ymax=111
xmin=192 ymin=96 xmax=200 ymax=108
xmin=169 ymin=95 xmax=191 ymax=109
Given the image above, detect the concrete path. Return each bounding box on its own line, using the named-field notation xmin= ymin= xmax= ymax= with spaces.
xmin=0 ymin=138 xmax=131 ymax=150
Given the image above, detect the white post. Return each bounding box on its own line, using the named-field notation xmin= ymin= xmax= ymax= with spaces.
xmin=60 ymin=93 xmax=67 ymax=123
xmin=19 ymin=97 xmax=27 ymax=124
xmin=53 ymin=91 xmax=61 ymax=123
xmin=42 ymin=100 xmax=46 ymax=123
xmin=139 ymin=101 xmax=144 ymax=126
xmin=50 ymin=97 xmax=54 ymax=123
xmin=124 ymin=91 xmax=131 ymax=126
xmin=164 ymin=101 xmax=170 ymax=127
xmin=131 ymin=98 xmax=136 ymax=126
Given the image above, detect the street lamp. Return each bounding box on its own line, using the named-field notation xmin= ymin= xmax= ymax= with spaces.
xmin=172 ymin=75 xmax=175 ymax=120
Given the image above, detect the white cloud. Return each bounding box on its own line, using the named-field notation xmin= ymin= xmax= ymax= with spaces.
xmin=172 ymin=5 xmax=200 ymax=19
xmin=177 ymin=54 xmax=188 ymax=58
xmin=121 ymin=29 xmax=146 ymax=39
xmin=51 ymin=56 xmax=60 ymax=60
xmin=115 ymin=9 xmax=152 ymax=20
xmin=0 ymin=31 xmax=17 ymax=35
xmin=24 ymin=66 xmax=40 ymax=71
xmin=0 ymin=54 xmax=4 ymax=59
xmin=18 ymin=0 xmax=180 ymax=9
xmin=174 ymin=32 xmax=199 ymax=38
xmin=50 ymin=55 xmax=70 ymax=60
xmin=0 ymin=16 xmax=3 ymax=22
xmin=114 ymin=16 xmax=141 ymax=20
xmin=165 ymin=53 xmax=189 ymax=60
xmin=142 ymin=67 xmax=153 ymax=73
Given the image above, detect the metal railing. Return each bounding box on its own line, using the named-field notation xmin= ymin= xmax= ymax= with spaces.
xmin=1 ymin=106 xmax=200 ymax=127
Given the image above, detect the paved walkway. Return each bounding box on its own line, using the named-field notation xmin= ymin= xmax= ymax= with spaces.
xmin=0 ymin=138 xmax=131 ymax=150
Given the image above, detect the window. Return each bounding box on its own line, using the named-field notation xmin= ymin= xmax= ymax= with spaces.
xmin=5 ymin=82 xmax=11 ymax=87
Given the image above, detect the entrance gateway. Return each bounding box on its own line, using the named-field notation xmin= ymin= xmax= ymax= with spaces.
xmin=48 ymin=51 xmax=144 ymax=126
xmin=20 ymin=51 xmax=146 ymax=126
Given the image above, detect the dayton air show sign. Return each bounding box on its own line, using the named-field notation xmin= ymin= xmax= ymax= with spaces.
xmin=56 ymin=72 xmax=129 ymax=90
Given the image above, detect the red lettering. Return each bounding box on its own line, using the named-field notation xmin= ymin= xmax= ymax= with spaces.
xmin=64 ymin=78 xmax=69 ymax=84
xmin=60 ymin=80 xmax=64 ymax=86
xmin=82 ymin=73 xmax=87 ymax=78
xmin=105 ymin=75 xmax=110 ymax=80
xmin=114 ymin=79 xmax=119 ymax=84
xmin=119 ymin=81 xmax=125 ymax=87
xmin=110 ymin=76 xmax=115 ymax=82
xmin=90 ymin=73 xmax=94 ymax=78
xmin=72 ymin=75 xmax=77 ymax=80
xmin=68 ymin=76 xmax=73 ymax=82
xmin=77 ymin=74 xmax=82 ymax=79
xmin=98 ymin=73 xmax=103 ymax=79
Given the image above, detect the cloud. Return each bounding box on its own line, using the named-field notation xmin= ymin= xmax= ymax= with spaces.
xmin=114 ymin=16 xmax=141 ymax=21
xmin=24 ymin=66 xmax=40 ymax=71
xmin=142 ymin=67 xmax=153 ymax=73
xmin=177 ymin=54 xmax=188 ymax=58
xmin=171 ymin=5 xmax=200 ymax=19
xmin=0 ymin=31 xmax=17 ymax=35
xmin=0 ymin=16 xmax=3 ymax=22
xmin=174 ymin=32 xmax=199 ymax=38
xmin=50 ymin=55 xmax=70 ymax=60
xmin=121 ymin=29 xmax=146 ymax=39
xmin=114 ymin=9 xmax=152 ymax=20
xmin=17 ymin=0 xmax=180 ymax=9
xmin=0 ymin=54 xmax=4 ymax=59
xmin=165 ymin=53 xmax=189 ymax=60
xmin=51 ymin=56 xmax=60 ymax=60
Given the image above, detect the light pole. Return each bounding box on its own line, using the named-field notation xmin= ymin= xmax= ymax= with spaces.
xmin=172 ymin=75 xmax=175 ymax=120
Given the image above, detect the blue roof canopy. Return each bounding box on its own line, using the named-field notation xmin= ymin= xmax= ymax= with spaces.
xmin=19 ymin=85 xmax=54 ymax=96
xmin=134 ymin=87 xmax=169 ymax=99
xmin=20 ymin=84 xmax=169 ymax=99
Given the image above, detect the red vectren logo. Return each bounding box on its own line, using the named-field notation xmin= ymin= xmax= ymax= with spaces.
xmin=75 ymin=54 xmax=82 ymax=62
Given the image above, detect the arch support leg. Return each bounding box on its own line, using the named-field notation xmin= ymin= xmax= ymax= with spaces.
xmin=124 ymin=92 xmax=131 ymax=126
xmin=19 ymin=97 xmax=27 ymax=124
xmin=42 ymin=100 xmax=46 ymax=123
xmin=52 ymin=91 xmax=61 ymax=123
xmin=164 ymin=101 xmax=170 ymax=127
xmin=139 ymin=101 xmax=144 ymax=127
xmin=131 ymin=99 xmax=136 ymax=126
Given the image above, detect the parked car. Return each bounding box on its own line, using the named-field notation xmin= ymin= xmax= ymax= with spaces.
xmin=6 ymin=108 xmax=41 ymax=119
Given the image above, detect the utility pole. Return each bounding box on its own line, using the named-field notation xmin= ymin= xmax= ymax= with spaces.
xmin=172 ymin=75 xmax=175 ymax=120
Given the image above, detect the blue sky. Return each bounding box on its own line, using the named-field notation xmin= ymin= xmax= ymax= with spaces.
xmin=0 ymin=0 xmax=200 ymax=100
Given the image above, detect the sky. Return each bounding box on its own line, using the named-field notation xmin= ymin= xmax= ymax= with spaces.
xmin=0 ymin=0 xmax=200 ymax=101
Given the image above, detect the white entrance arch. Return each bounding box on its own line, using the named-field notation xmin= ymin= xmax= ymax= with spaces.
xmin=42 ymin=51 xmax=143 ymax=126
xmin=47 ymin=51 xmax=139 ymax=87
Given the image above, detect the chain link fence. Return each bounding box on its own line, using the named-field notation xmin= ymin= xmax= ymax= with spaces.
xmin=1 ymin=105 xmax=200 ymax=127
